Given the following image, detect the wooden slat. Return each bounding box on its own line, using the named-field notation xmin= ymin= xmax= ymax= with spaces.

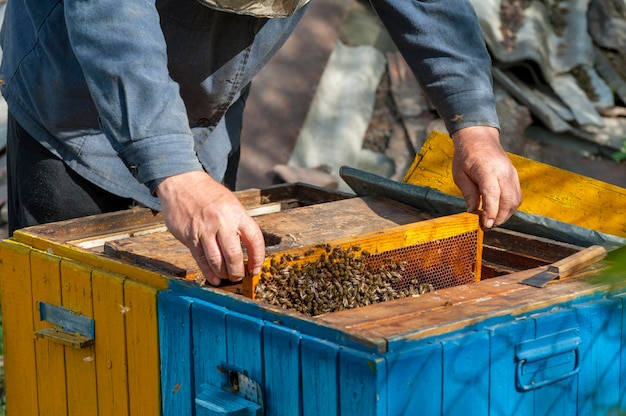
xmin=15 ymin=207 xmax=163 ymax=242
xmin=442 ymin=332 xmax=490 ymax=415
xmin=30 ymin=250 xmax=68 ymax=416
xmin=60 ymin=260 xmax=98 ymax=416
xmin=104 ymin=233 xmax=199 ymax=281
xmin=225 ymin=313 xmax=264 ymax=384
xmin=97 ymin=196 xmax=437 ymax=295
xmin=338 ymin=348 xmax=386 ymax=416
xmin=404 ymin=131 xmax=626 ymax=237
xmin=533 ymin=310 xmax=578 ymax=414
xmin=387 ymin=343 xmax=443 ymax=414
xmin=301 ymin=336 xmax=339 ymax=416
xmin=576 ymin=301 xmax=622 ymax=413
xmin=263 ymin=324 xmax=301 ymax=415
xmin=10 ymin=236 xmax=170 ymax=290
xmin=487 ymin=318 xmax=536 ymax=413
xmin=618 ymin=294 xmax=626 ymax=410
xmin=13 ymin=183 xmax=350 ymax=246
xmin=0 ymin=241 xmax=40 ymax=416
xmin=92 ymin=269 xmax=130 ymax=416
xmin=482 ymin=245 xmax=550 ymax=270
xmin=158 ymin=291 xmax=193 ymax=416
xmin=316 ymin=261 xmax=614 ymax=349
xmin=484 ymin=227 xmax=581 ymax=262
xmin=254 ymin=196 xmax=434 ymax=253
xmin=124 ymin=279 xmax=161 ymax=416
xmin=190 ymin=300 xmax=229 ymax=390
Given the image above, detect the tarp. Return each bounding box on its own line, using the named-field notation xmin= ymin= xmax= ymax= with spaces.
xmin=469 ymin=0 xmax=626 ymax=150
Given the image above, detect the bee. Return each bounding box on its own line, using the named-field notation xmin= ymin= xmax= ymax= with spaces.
xmin=304 ymin=249 xmax=314 ymax=256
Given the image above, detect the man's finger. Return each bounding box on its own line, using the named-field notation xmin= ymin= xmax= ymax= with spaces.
xmin=239 ymin=219 xmax=266 ymax=276
xmin=200 ymin=235 xmax=230 ymax=280
xmin=191 ymin=242 xmax=222 ymax=286
xmin=216 ymin=228 xmax=246 ymax=281
xmin=477 ymin=178 xmax=501 ymax=230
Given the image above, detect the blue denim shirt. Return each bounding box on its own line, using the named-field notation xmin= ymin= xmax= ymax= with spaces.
xmin=0 ymin=0 xmax=497 ymax=210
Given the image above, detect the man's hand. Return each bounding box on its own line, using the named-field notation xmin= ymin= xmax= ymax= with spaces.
xmin=156 ymin=171 xmax=265 ymax=286
xmin=451 ymin=126 xmax=522 ymax=229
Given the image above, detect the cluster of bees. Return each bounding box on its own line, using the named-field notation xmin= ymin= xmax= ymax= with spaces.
xmin=254 ymin=244 xmax=434 ymax=316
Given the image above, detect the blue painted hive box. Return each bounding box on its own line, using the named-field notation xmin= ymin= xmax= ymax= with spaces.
xmin=1 ymin=183 xmax=624 ymax=416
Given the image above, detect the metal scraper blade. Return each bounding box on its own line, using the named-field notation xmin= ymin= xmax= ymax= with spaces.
xmin=520 ymin=245 xmax=607 ymax=288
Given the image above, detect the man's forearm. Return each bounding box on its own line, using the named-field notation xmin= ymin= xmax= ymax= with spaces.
xmin=369 ymin=0 xmax=498 ymax=133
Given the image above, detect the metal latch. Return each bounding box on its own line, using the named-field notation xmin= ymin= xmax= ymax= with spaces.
xmin=195 ymin=363 xmax=264 ymax=415
xmin=34 ymin=302 xmax=95 ymax=349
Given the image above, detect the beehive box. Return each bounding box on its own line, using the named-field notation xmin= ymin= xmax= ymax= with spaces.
xmin=1 ymin=183 xmax=624 ymax=416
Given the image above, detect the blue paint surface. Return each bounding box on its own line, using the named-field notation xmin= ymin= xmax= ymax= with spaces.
xmin=158 ymin=287 xmax=626 ymax=415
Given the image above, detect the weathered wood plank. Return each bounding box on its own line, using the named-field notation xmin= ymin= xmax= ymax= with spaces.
xmin=263 ymin=323 xmax=301 ymax=416
xmin=30 ymin=250 xmax=68 ymax=416
xmin=338 ymin=348 xmax=386 ymax=416
xmin=60 ymin=260 xmax=98 ymax=416
xmin=92 ymin=269 xmax=130 ymax=416
xmin=124 ymin=279 xmax=161 ymax=416
xmin=317 ymin=261 xmax=613 ymax=348
xmin=0 ymin=241 xmax=40 ymax=416
xmin=301 ymin=336 xmax=339 ymax=416
xmin=442 ymin=331 xmax=490 ymax=416
xmin=102 ymin=196 xmax=435 ymax=287
xmin=158 ymin=291 xmax=193 ymax=416
xmin=13 ymin=183 xmax=351 ymax=247
xmin=404 ymin=131 xmax=626 ymax=237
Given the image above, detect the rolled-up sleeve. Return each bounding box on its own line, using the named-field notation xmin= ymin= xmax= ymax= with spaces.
xmin=64 ymin=0 xmax=203 ymax=184
xmin=370 ymin=0 xmax=499 ymax=133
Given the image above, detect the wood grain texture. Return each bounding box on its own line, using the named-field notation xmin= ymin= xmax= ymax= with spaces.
xmin=338 ymin=348 xmax=386 ymax=416
xmin=441 ymin=331 xmax=490 ymax=416
xmin=0 ymin=241 xmax=40 ymax=416
xmin=190 ymin=300 xmax=229 ymax=389
xmin=92 ymin=269 xmax=130 ymax=416
xmin=124 ymin=279 xmax=161 ymax=416
xmin=301 ymin=336 xmax=339 ymax=416
xmin=225 ymin=312 xmax=264 ymax=383
xmin=30 ymin=250 xmax=68 ymax=416
xmin=262 ymin=323 xmax=301 ymax=416
xmin=60 ymin=260 xmax=98 ymax=416
xmin=487 ymin=318 xmax=536 ymax=414
xmin=103 ymin=196 xmax=434 ymax=288
xmin=158 ymin=291 xmax=193 ymax=416
xmin=404 ymin=130 xmax=626 ymax=237
xmin=533 ymin=310 xmax=578 ymax=416
xmin=34 ymin=238 xmax=170 ymax=290
xmin=386 ymin=342 xmax=443 ymax=415
xmin=576 ymin=301 xmax=622 ymax=414
xmin=315 ymin=261 xmax=615 ymax=350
